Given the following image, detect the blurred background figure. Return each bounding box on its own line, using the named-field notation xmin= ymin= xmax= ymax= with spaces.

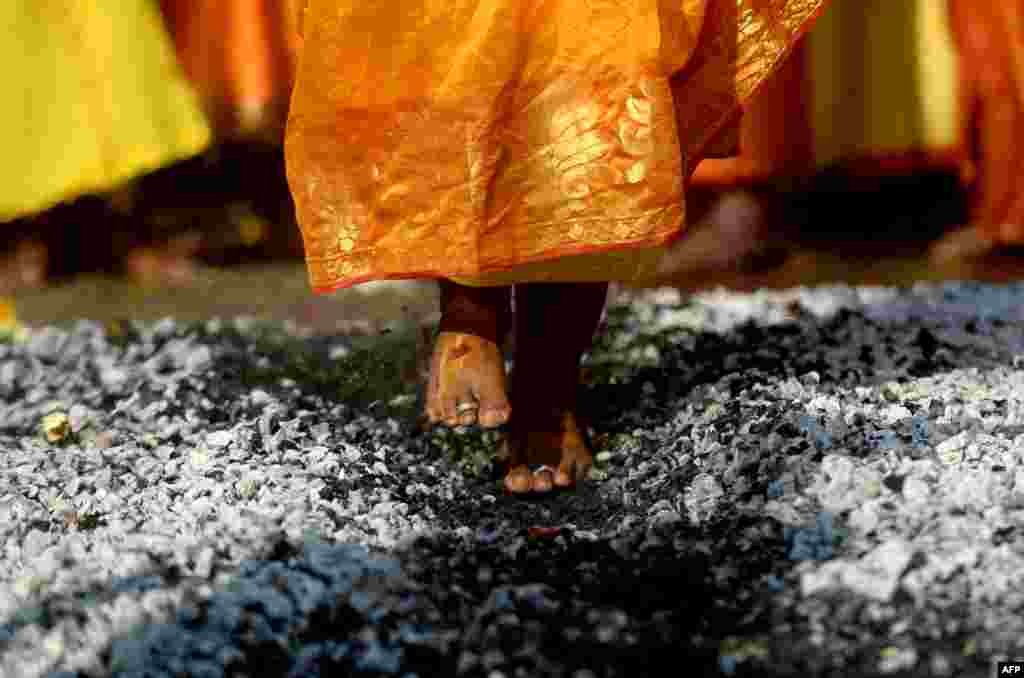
xmin=945 ymin=0 xmax=1024 ymax=248
xmin=695 ymin=0 xmax=958 ymax=187
xmin=129 ymin=0 xmax=306 ymax=281
xmin=660 ymin=0 xmax=1024 ymax=286
xmin=0 ymin=0 xmax=211 ymax=293
xmin=1 ymin=0 xmax=305 ymax=295
xmin=158 ymin=0 xmax=301 ymax=141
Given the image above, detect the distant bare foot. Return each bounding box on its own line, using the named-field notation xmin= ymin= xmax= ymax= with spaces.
xmin=930 ymin=225 xmax=995 ymax=264
xmin=125 ymin=233 xmax=204 ymax=288
xmin=125 ymin=248 xmax=200 ymax=287
xmin=0 ymin=239 xmax=48 ymax=294
xmin=656 ymin=191 xmax=782 ymax=278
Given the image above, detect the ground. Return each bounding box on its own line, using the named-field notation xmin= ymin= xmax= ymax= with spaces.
xmin=2 ymin=271 xmax=1024 ymax=677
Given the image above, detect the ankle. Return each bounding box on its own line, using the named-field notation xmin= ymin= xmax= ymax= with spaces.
xmin=511 ymin=377 xmax=577 ymax=424
xmin=438 ymin=280 xmax=511 ymax=343
xmin=437 ymin=315 xmax=506 ymax=343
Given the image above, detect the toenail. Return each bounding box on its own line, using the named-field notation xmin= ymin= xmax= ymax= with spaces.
xmin=480 ymin=409 xmax=509 ymax=426
xmin=456 ymin=401 xmax=479 ymax=414
xmin=505 ymin=471 xmax=531 ymax=494
xmin=531 ymin=467 xmax=555 ymax=492
xmin=447 ymin=344 xmax=471 ymax=360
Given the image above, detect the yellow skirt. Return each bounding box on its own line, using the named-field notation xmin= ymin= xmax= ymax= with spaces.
xmin=285 ymin=0 xmax=827 ymax=292
xmin=809 ymin=0 xmax=958 ymax=168
xmin=0 ymin=1 xmax=211 ymax=222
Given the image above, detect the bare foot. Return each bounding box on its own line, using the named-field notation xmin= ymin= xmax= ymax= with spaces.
xmin=425 ymin=331 xmax=511 ymax=428
xmin=0 ymin=239 xmax=48 ymax=295
xmin=500 ymin=410 xmax=593 ymax=495
xmin=655 ymin=191 xmax=780 ymax=279
xmin=498 ymin=432 xmax=556 ymax=495
xmin=501 ymin=463 xmax=556 ymax=494
xmin=503 ymin=282 xmax=606 ymax=496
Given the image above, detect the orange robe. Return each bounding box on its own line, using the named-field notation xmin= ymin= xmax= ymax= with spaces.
xmin=285 ymin=0 xmax=827 ymax=292
xmin=159 ymin=0 xmax=301 ymax=138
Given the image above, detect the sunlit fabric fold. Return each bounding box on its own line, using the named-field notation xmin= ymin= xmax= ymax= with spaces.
xmin=286 ymin=0 xmax=827 ymax=292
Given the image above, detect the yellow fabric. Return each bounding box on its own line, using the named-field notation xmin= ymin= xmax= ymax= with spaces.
xmin=0 ymin=1 xmax=211 ymax=221
xmin=809 ymin=0 xmax=958 ymax=167
xmin=286 ymin=0 xmax=827 ymax=292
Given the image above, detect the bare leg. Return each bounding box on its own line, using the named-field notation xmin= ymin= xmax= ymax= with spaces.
xmin=502 ymin=282 xmax=608 ymax=494
xmin=425 ymin=280 xmax=512 ymax=428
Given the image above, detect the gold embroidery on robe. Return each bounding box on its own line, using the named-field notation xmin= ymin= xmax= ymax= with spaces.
xmin=286 ymin=0 xmax=828 ymax=292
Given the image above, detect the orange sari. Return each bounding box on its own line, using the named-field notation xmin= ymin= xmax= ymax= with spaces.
xmin=285 ymin=0 xmax=827 ymax=293
xmin=159 ymin=0 xmax=301 ymax=138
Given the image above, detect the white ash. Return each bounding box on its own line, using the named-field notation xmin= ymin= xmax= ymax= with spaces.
xmin=2 ymin=284 xmax=1024 ymax=676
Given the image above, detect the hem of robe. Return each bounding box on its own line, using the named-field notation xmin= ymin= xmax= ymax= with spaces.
xmin=310 ymin=228 xmax=680 ymax=293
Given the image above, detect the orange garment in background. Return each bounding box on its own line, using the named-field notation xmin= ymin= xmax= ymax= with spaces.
xmin=694 ymin=0 xmax=1024 ymax=247
xmin=159 ymin=0 xmax=301 ymax=138
xmin=692 ymin=1 xmax=953 ymax=189
xmin=691 ymin=39 xmax=814 ymax=188
xmin=949 ymin=0 xmax=1024 ymax=244
xmin=285 ymin=0 xmax=828 ymax=293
